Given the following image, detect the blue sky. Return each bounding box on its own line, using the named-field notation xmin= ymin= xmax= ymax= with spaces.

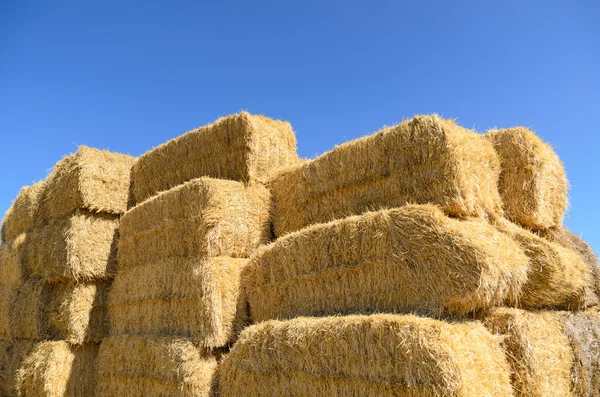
xmin=1 ymin=1 xmax=599 ymax=253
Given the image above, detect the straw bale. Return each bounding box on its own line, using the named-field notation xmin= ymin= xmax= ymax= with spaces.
xmin=132 ymin=111 xmax=298 ymax=204
xmin=271 ymin=114 xmax=503 ymax=237
xmin=9 ymin=278 xmax=108 ymax=343
xmin=10 ymin=278 xmax=47 ymax=340
xmin=0 ymin=234 xmax=27 ymax=288
xmin=539 ymin=226 xmax=600 ymax=302
xmin=1 ymin=181 xmax=45 ymax=243
xmin=486 ymin=127 xmax=568 ymax=230
xmin=0 ymin=340 xmax=35 ymax=397
xmin=37 ymin=146 xmax=135 ymax=221
xmin=46 ymin=281 xmax=109 ymax=344
xmin=245 ymin=204 xmax=528 ymax=322
xmin=218 ymin=314 xmax=513 ymax=397
xmin=564 ymin=310 xmax=600 ymax=397
xmin=96 ymin=335 xmax=218 ymax=397
xmin=118 ymin=177 xmax=270 ymax=270
xmin=495 ymin=220 xmax=593 ymax=309
xmin=16 ymin=341 xmax=98 ymax=397
xmin=25 ymin=211 xmax=119 ymax=283
xmin=108 ymin=256 xmax=247 ymax=348
xmin=484 ymin=308 xmax=574 ymax=397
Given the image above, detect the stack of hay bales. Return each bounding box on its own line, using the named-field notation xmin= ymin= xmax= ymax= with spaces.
xmin=220 ymin=115 xmax=600 ymax=396
xmin=0 ymin=147 xmax=135 ymax=397
xmin=96 ymin=112 xmax=299 ymax=396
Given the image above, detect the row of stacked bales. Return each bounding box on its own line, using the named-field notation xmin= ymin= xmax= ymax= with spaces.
xmin=0 ymin=147 xmax=135 ymax=396
xmin=220 ymin=115 xmax=600 ymax=396
xmin=96 ymin=112 xmax=300 ymax=396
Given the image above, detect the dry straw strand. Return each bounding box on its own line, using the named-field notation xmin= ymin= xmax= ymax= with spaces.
xmin=245 ymin=204 xmax=528 ymax=322
xmin=0 ymin=233 xmax=27 ymax=289
xmin=563 ymin=310 xmax=600 ymax=397
xmin=16 ymin=341 xmax=98 ymax=397
xmin=486 ymin=127 xmax=568 ymax=230
xmin=270 ymin=114 xmax=503 ymax=237
xmin=1 ymin=181 xmax=45 ymax=242
xmin=0 ymin=340 xmax=35 ymax=397
xmin=118 ymin=177 xmax=271 ymax=270
xmin=36 ymin=146 xmax=136 ymax=221
xmin=96 ymin=335 xmax=218 ymax=397
xmin=108 ymin=256 xmax=248 ymax=348
xmin=132 ymin=111 xmax=299 ymax=204
xmin=218 ymin=314 xmax=514 ymax=397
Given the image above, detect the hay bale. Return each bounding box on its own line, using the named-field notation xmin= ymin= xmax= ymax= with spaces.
xmin=132 ymin=112 xmax=298 ymax=205
xmin=245 ymin=204 xmax=528 ymax=322
xmin=25 ymin=211 xmax=119 ymax=283
xmin=9 ymin=278 xmax=108 ymax=343
xmin=108 ymin=256 xmax=247 ymax=348
xmin=0 ymin=340 xmax=35 ymax=397
xmin=539 ymin=226 xmax=600 ymax=302
xmin=218 ymin=314 xmax=513 ymax=397
xmin=96 ymin=335 xmax=218 ymax=397
xmin=564 ymin=310 xmax=600 ymax=397
xmin=0 ymin=234 xmax=27 ymax=288
xmin=37 ymin=146 xmax=136 ymax=221
xmin=483 ymin=308 xmax=574 ymax=397
xmin=9 ymin=278 xmax=47 ymax=340
xmin=495 ymin=220 xmax=593 ymax=309
xmin=118 ymin=177 xmax=270 ymax=270
xmin=16 ymin=341 xmax=98 ymax=397
xmin=486 ymin=127 xmax=568 ymax=230
xmin=271 ymin=114 xmax=503 ymax=237
xmin=1 ymin=181 xmax=45 ymax=243
xmin=46 ymin=281 xmax=109 ymax=344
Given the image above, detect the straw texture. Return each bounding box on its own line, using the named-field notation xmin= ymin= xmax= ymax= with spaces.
xmin=36 ymin=146 xmax=135 ymax=221
xmin=0 ymin=234 xmax=27 ymax=289
xmin=564 ymin=310 xmax=600 ymax=397
xmin=132 ymin=112 xmax=298 ymax=204
xmin=1 ymin=181 xmax=44 ymax=243
xmin=108 ymin=256 xmax=247 ymax=348
xmin=0 ymin=340 xmax=35 ymax=397
xmin=16 ymin=341 xmax=98 ymax=397
xmin=118 ymin=177 xmax=270 ymax=270
xmin=271 ymin=114 xmax=503 ymax=237
xmin=25 ymin=211 xmax=119 ymax=283
xmin=245 ymin=204 xmax=528 ymax=322
xmin=96 ymin=335 xmax=218 ymax=397
xmin=486 ymin=127 xmax=568 ymax=230
xmin=218 ymin=314 xmax=514 ymax=397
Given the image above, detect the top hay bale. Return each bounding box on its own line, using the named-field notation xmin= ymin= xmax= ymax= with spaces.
xmin=1 ymin=181 xmax=45 ymax=242
xmin=218 ymin=314 xmax=514 ymax=397
xmin=271 ymin=114 xmax=503 ymax=237
xmin=131 ymin=112 xmax=299 ymax=205
xmin=37 ymin=146 xmax=136 ymax=221
xmin=486 ymin=127 xmax=568 ymax=230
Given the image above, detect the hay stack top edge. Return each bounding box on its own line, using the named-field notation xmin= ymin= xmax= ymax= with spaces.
xmin=131 ymin=111 xmax=300 ymax=205
xmin=1 ymin=181 xmax=45 ymax=243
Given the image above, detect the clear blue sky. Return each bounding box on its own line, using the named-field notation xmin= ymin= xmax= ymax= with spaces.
xmin=1 ymin=1 xmax=599 ymax=253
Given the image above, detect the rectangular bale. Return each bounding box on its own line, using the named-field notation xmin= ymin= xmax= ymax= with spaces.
xmin=25 ymin=211 xmax=119 ymax=283
xmin=245 ymin=204 xmax=528 ymax=322
xmin=118 ymin=177 xmax=270 ymax=270
xmin=96 ymin=335 xmax=218 ymax=397
xmin=271 ymin=114 xmax=503 ymax=237
xmin=564 ymin=310 xmax=600 ymax=397
xmin=495 ymin=220 xmax=594 ymax=309
xmin=132 ymin=112 xmax=299 ymax=204
xmin=0 ymin=234 xmax=27 ymax=288
xmin=0 ymin=340 xmax=35 ymax=397
xmin=218 ymin=314 xmax=513 ymax=397
xmin=37 ymin=146 xmax=136 ymax=221
xmin=16 ymin=341 xmax=98 ymax=397
xmin=108 ymin=256 xmax=247 ymax=348
xmin=483 ymin=308 xmax=574 ymax=397
xmin=486 ymin=127 xmax=568 ymax=230
xmin=1 ymin=181 xmax=45 ymax=242
xmin=10 ymin=278 xmax=109 ymax=343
